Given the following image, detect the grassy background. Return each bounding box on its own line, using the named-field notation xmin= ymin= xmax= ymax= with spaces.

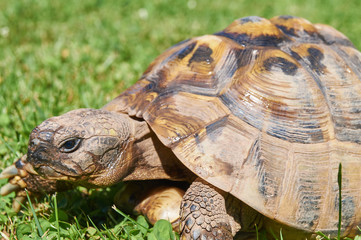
xmin=0 ymin=0 xmax=361 ymax=239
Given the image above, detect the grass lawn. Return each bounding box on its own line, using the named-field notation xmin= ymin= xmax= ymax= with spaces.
xmin=1 ymin=0 xmax=361 ymax=239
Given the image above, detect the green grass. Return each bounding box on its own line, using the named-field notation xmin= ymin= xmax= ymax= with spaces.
xmin=1 ymin=0 xmax=361 ymax=239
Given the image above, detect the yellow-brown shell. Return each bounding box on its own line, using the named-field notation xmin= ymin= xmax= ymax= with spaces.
xmin=104 ymin=16 xmax=361 ymax=235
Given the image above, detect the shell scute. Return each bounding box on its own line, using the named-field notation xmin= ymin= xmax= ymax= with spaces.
xmin=146 ymin=35 xmax=237 ymax=96
xmin=143 ymin=91 xmax=231 ymax=147
xmin=220 ymin=47 xmax=333 ymax=144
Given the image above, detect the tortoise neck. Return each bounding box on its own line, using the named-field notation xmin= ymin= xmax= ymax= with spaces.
xmin=122 ymin=117 xmax=192 ymax=182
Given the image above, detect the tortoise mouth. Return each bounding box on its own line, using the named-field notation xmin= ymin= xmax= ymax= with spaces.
xmin=35 ymin=166 xmax=68 ymax=179
xmin=16 ymin=154 xmax=77 ymax=180
xmin=26 ymin=152 xmax=83 ymax=180
xmin=31 ymin=162 xmax=83 ymax=180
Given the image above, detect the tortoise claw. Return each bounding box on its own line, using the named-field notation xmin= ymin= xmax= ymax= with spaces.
xmin=0 ymin=182 xmax=21 ymax=196
xmin=1 ymin=155 xmax=73 ymax=212
xmin=1 ymin=172 xmax=32 ymax=212
xmin=0 ymin=164 xmax=19 ymax=179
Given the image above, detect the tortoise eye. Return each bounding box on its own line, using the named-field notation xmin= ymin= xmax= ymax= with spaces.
xmin=60 ymin=138 xmax=82 ymax=153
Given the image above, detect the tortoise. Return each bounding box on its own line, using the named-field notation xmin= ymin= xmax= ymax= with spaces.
xmin=1 ymin=15 xmax=361 ymax=239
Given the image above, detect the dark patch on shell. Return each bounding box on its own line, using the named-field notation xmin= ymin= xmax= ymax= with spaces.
xmin=178 ymin=42 xmax=196 ymax=59
xmin=322 ymin=37 xmax=354 ymax=47
xmin=233 ymin=48 xmax=256 ymax=69
xmin=290 ymin=50 xmax=302 ymax=61
xmin=307 ymin=47 xmax=326 ymax=74
xmin=263 ymin=57 xmax=298 ymax=76
xmin=214 ymin=31 xmax=288 ymax=47
xmin=297 ymin=194 xmax=321 ymax=228
xmin=188 ymin=45 xmax=214 ymax=65
xmin=317 ymin=32 xmax=354 ymax=47
xmin=276 ymin=24 xmax=298 ymax=37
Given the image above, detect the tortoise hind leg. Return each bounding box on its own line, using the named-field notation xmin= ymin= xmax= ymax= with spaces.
xmin=180 ymin=178 xmax=239 ymax=240
xmin=114 ymin=180 xmax=186 ymax=230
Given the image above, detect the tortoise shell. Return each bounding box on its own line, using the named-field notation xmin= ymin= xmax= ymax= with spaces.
xmin=104 ymin=16 xmax=361 ymax=235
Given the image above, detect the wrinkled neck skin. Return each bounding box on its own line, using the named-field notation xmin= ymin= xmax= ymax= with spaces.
xmin=122 ymin=116 xmax=192 ymax=182
xmin=87 ymin=113 xmax=192 ymax=187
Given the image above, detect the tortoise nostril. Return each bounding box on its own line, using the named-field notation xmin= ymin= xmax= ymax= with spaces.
xmin=28 ymin=146 xmax=49 ymax=167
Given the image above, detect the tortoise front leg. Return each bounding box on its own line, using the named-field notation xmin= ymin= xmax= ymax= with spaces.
xmin=180 ymin=178 xmax=238 ymax=240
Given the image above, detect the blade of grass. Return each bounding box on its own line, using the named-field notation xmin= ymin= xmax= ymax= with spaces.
xmin=101 ymin=223 xmax=117 ymax=239
xmin=87 ymin=216 xmax=106 ymax=240
xmin=112 ymin=205 xmax=148 ymax=231
xmin=25 ymin=189 xmax=44 ymax=237
xmin=255 ymin=224 xmax=259 ymax=240
xmin=268 ymin=228 xmax=279 ymax=240
xmin=279 ymin=228 xmax=283 ymax=240
xmin=73 ymin=216 xmax=84 ymax=238
xmin=107 ymin=210 xmax=119 ymax=225
xmin=316 ymin=231 xmax=331 ymax=240
xmin=52 ymin=193 xmax=60 ymax=239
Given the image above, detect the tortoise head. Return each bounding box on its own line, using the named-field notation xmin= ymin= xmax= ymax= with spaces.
xmin=23 ymin=109 xmax=135 ymax=187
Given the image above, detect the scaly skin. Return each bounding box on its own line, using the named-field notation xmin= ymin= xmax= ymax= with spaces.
xmin=180 ymin=179 xmax=238 ymax=239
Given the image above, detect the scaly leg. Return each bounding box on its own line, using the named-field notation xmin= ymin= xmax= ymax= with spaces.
xmin=180 ymin=178 xmax=237 ymax=240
